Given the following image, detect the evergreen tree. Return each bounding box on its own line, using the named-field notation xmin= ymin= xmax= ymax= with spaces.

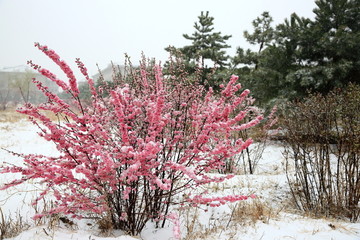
xmin=233 ymin=12 xmax=275 ymax=69
xmin=166 ymin=11 xmax=232 ymax=88
xmin=234 ymin=1 xmax=360 ymax=105
xmin=279 ymin=0 xmax=360 ymax=95
xmin=274 ymin=13 xmax=314 ymax=98
xmin=232 ymin=11 xmax=279 ymax=105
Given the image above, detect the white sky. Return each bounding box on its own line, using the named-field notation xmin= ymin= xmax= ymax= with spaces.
xmin=0 ymin=0 xmax=317 ymax=78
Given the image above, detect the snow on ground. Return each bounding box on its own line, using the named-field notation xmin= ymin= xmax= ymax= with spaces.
xmin=0 ymin=121 xmax=359 ymax=240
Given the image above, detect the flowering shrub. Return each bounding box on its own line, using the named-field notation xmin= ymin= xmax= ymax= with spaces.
xmin=0 ymin=43 xmax=262 ymax=236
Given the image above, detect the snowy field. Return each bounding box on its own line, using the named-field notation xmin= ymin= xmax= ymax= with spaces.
xmin=0 ymin=121 xmax=359 ymax=240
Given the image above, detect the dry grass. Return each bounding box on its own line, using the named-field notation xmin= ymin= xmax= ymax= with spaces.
xmin=0 ymin=208 xmax=30 ymax=240
xmin=229 ymin=199 xmax=278 ymax=226
xmin=0 ymin=108 xmax=27 ymax=123
xmin=180 ymin=198 xmax=279 ymax=240
xmin=97 ymin=214 xmax=114 ymax=237
xmin=0 ymin=107 xmax=60 ymax=123
xmin=181 ymin=207 xmax=225 ymax=240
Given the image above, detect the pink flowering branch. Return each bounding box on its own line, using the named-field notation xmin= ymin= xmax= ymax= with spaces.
xmin=34 ymin=43 xmax=79 ymax=97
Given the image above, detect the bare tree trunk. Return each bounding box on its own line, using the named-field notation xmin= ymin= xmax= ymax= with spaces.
xmin=0 ymin=89 xmax=9 ymax=111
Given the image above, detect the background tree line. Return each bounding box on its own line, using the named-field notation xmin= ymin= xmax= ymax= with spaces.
xmin=166 ymin=0 xmax=360 ymax=106
xmin=0 ymin=70 xmax=58 ymax=110
xmin=1 ymin=0 xmax=358 ymax=110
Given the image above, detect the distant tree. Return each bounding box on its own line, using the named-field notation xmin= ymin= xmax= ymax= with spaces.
xmin=234 ymin=0 xmax=360 ymax=104
xmin=277 ymin=0 xmax=360 ymax=96
xmin=10 ymin=70 xmax=35 ymax=103
xmin=166 ymin=11 xmax=232 ymax=88
xmin=0 ymin=70 xmax=59 ymax=109
xmin=271 ymin=13 xmax=313 ymax=99
xmin=181 ymin=11 xmax=232 ymax=68
xmin=304 ymin=0 xmax=360 ymax=90
xmin=0 ymin=82 xmax=10 ymax=110
xmin=232 ymin=11 xmax=278 ymax=105
xmin=233 ymin=11 xmax=275 ymax=69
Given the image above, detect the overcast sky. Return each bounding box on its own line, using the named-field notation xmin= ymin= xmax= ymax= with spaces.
xmin=0 ymin=0 xmax=317 ymax=78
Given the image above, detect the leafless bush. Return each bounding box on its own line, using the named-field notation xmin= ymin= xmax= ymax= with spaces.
xmin=225 ymin=106 xmax=278 ymax=174
xmin=283 ymin=84 xmax=360 ymax=221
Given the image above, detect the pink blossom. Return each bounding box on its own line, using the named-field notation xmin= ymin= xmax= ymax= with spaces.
xmin=167 ymin=212 xmax=181 ymax=240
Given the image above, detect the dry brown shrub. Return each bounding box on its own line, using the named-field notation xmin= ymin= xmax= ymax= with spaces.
xmin=228 ymin=199 xmax=278 ymax=227
xmin=284 ymin=84 xmax=360 ymax=221
xmin=0 ymin=208 xmax=29 ymax=240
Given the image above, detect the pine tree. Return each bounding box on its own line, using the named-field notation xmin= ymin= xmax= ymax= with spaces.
xmin=285 ymin=0 xmax=360 ymax=94
xmin=181 ymin=11 xmax=231 ymax=68
xmin=233 ymin=11 xmax=275 ymax=69
xmin=232 ymin=12 xmax=279 ymax=105
xmin=166 ymin=11 xmax=232 ymax=87
xmin=233 ymin=1 xmax=360 ymax=104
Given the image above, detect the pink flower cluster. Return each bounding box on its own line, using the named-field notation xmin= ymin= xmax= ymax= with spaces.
xmin=167 ymin=212 xmax=181 ymax=240
xmin=34 ymin=43 xmax=79 ymax=96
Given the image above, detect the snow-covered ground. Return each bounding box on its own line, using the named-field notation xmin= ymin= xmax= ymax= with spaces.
xmin=0 ymin=121 xmax=359 ymax=240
